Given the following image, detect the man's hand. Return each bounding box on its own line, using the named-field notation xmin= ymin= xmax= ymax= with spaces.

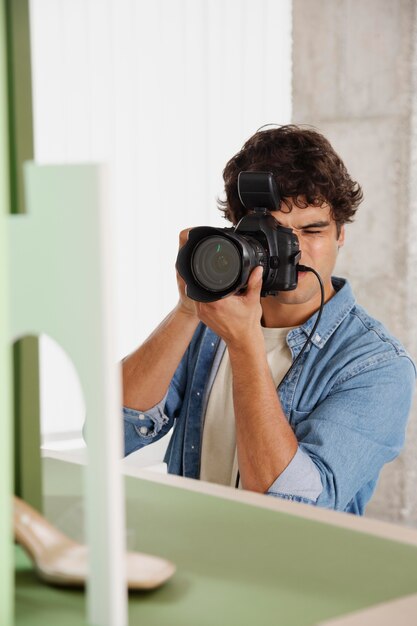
xmin=195 ymin=265 xmax=264 ymax=347
xmin=176 ymin=229 xmax=198 ymax=319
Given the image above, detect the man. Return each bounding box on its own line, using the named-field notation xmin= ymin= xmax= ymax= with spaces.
xmin=122 ymin=125 xmax=415 ymax=515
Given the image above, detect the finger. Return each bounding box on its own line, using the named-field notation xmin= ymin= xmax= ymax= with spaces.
xmin=247 ymin=265 xmax=264 ymax=292
xmin=178 ymin=228 xmax=193 ymax=249
xmin=176 ymin=271 xmax=186 ymax=287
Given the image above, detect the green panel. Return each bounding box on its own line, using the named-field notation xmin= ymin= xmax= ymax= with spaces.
xmin=5 ymin=0 xmax=42 ymax=513
xmin=10 ymin=163 xmax=127 ymax=626
xmin=15 ymin=457 xmax=417 ymax=626
xmin=13 ymin=338 xmax=42 ymax=511
xmin=0 ymin=0 xmax=13 ymax=624
xmin=5 ymin=0 xmax=33 ymax=216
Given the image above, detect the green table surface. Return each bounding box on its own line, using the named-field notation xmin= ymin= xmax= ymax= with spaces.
xmin=15 ymin=458 xmax=417 ymax=626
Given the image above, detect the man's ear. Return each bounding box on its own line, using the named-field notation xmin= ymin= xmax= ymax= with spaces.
xmin=337 ymin=224 xmax=345 ymax=249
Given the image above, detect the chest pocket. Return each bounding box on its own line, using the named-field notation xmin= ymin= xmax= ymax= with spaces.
xmin=290 ymin=407 xmax=315 ymax=428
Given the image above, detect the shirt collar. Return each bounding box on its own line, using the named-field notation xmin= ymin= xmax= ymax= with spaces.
xmin=287 ymin=277 xmax=356 ymax=350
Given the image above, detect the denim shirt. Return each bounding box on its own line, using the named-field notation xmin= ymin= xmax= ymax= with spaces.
xmin=123 ymin=278 xmax=416 ymax=515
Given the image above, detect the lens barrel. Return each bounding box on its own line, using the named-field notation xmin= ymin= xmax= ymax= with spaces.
xmin=176 ymin=226 xmax=267 ymax=302
xmin=191 ymin=236 xmax=242 ymax=292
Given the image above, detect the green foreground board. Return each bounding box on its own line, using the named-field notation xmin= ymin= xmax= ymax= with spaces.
xmin=15 ymin=457 xmax=417 ymax=626
xmin=10 ymin=163 xmax=128 ymax=625
xmin=0 ymin=0 xmax=12 ymax=624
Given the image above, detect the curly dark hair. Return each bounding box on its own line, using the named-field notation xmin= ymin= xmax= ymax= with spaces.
xmin=218 ymin=125 xmax=363 ymax=235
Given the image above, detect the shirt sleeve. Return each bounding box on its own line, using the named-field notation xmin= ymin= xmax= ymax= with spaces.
xmin=268 ymin=354 xmax=416 ymax=511
xmin=266 ymin=447 xmax=323 ymax=502
xmin=123 ymin=346 xmax=189 ymax=457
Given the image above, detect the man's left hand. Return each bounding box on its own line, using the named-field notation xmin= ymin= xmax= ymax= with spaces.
xmin=195 ymin=265 xmax=264 ymax=348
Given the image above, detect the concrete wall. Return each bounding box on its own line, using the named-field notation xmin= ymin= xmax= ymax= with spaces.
xmin=292 ymin=0 xmax=417 ymax=526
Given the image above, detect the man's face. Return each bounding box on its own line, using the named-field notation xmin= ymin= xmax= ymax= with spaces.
xmin=268 ymin=198 xmax=345 ymax=306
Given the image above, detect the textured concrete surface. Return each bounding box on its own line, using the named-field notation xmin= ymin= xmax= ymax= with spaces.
xmin=292 ymin=0 xmax=417 ymax=526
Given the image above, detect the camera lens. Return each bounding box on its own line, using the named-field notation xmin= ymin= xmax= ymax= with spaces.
xmin=191 ymin=236 xmax=241 ymax=292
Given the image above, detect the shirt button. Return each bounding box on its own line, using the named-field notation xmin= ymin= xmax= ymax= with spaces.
xmin=196 ymin=391 xmax=201 ymax=397
xmin=139 ymin=426 xmax=148 ymax=435
xmin=315 ymin=334 xmax=321 ymax=342
xmin=138 ymin=413 xmax=146 ymax=420
xmin=211 ymin=342 xmax=215 ymax=347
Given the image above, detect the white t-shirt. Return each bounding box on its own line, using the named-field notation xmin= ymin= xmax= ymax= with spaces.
xmin=199 ymin=325 xmax=295 ymax=487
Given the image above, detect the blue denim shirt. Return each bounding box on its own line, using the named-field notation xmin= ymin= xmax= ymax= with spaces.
xmin=123 ymin=278 xmax=416 ymax=515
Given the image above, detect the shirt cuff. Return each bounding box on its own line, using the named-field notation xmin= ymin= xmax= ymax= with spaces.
xmin=123 ymin=394 xmax=168 ymax=440
xmin=266 ymin=447 xmax=323 ymax=501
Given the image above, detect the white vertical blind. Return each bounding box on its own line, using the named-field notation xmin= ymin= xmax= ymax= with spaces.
xmin=29 ymin=0 xmax=292 ymax=438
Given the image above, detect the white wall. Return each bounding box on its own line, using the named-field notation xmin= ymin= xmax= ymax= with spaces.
xmin=29 ymin=0 xmax=292 ymax=439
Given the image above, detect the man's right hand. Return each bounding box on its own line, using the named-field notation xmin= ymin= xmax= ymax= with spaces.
xmin=176 ymin=228 xmax=198 ymax=318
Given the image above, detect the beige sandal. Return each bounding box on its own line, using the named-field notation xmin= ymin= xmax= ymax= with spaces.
xmin=14 ymin=496 xmax=176 ymax=589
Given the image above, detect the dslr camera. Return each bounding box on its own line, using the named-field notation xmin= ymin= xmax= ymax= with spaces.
xmin=176 ymin=171 xmax=301 ymax=303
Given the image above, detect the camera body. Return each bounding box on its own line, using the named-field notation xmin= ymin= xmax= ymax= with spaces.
xmin=176 ymin=172 xmax=301 ymax=303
